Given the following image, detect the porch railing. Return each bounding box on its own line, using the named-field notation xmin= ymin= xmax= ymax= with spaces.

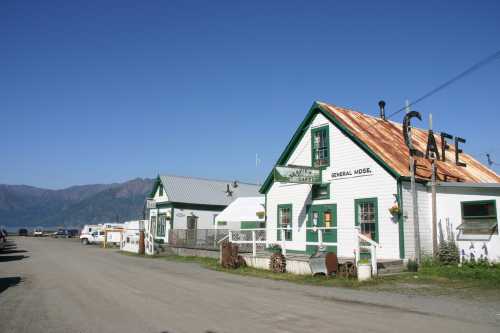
xmin=168 ymin=229 xmax=229 ymax=250
xmin=228 ymin=227 xmax=337 ymax=257
xmin=354 ymin=228 xmax=379 ymax=276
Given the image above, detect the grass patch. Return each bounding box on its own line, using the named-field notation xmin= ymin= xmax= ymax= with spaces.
xmin=119 ymin=252 xmax=500 ymax=297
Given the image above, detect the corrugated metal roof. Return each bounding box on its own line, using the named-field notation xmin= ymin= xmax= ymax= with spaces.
xmin=318 ymin=102 xmax=500 ymax=183
xmin=159 ymin=175 xmax=261 ymax=206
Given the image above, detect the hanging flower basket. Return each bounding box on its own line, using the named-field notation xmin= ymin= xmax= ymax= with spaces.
xmin=256 ymin=211 xmax=265 ymax=219
xmin=388 ymin=204 xmax=401 ymax=217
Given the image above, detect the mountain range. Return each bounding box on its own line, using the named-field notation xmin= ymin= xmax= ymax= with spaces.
xmin=0 ymin=178 xmax=154 ymax=228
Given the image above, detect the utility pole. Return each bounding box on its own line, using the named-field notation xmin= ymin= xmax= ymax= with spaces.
xmin=407 ymin=100 xmax=421 ymax=263
xmin=430 ymin=114 xmax=438 ymax=256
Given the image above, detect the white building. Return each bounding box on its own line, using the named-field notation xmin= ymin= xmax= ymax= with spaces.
xmin=215 ymin=196 xmax=265 ymax=230
xmin=259 ymin=101 xmax=500 ymax=262
xmin=146 ymin=175 xmax=260 ymax=245
xmin=120 ymin=220 xmax=145 ymax=253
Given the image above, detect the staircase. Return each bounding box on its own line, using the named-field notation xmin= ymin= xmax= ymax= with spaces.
xmin=377 ymin=259 xmax=406 ymax=275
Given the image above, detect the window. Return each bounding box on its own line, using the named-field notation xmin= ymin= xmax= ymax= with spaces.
xmin=157 ymin=214 xmax=166 ymax=237
xmin=187 ymin=216 xmax=198 ymax=230
xmin=355 ymin=198 xmax=378 ymax=242
xmin=311 ymin=126 xmax=329 ymax=168
xmin=277 ymin=204 xmax=292 ymax=241
xmin=150 ymin=215 xmax=157 ymax=235
xmin=312 ymin=184 xmax=330 ymax=200
xmin=159 ymin=186 xmax=163 ymax=196
xmin=459 ymin=200 xmax=497 ymax=234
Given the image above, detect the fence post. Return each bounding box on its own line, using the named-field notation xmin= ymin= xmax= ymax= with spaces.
xmin=318 ymin=229 xmax=323 ymax=247
xmin=252 ymin=230 xmax=256 ymax=257
xmin=281 ymin=229 xmax=286 ymax=256
xmin=372 ymin=244 xmax=377 ymax=276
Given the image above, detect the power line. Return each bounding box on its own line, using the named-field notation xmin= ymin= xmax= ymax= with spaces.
xmin=381 ymin=49 xmax=500 ymax=122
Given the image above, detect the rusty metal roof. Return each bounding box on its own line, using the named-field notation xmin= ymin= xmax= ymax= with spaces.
xmin=318 ymin=102 xmax=500 ymax=183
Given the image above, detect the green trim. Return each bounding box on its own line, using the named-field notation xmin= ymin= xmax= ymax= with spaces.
xmin=277 ymin=204 xmax=293 ymax=241
xmin=354 ymin=197 xmax=379 ymax=243
xmin=157 ymin=213 xmax=166 ymax=237
xmin=312 ymin=183 xmax=330 ymax=200
xmin=259 ymin=102 xmax=401 ymax=194
xmin=397 ymin=180 xmax=405 ymax=259
xmin=311 ymin=125 xmax=330 ymax=169
xmin=170 ymin=202 xmax=226 ymax=211
xmin=460 ymin=200 xmax=497 ymax=220
xmin=149 ymin=175 xmax=162 ymax=198
xmin=170 ymin=207 xmax=174 ymax=229
xmin=240 ymin=221 xmax=264 ymax=229
xmin=155 ymin=202 xmax=173 ymax=208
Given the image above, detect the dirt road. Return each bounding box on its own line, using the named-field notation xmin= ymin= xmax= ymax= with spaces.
xmin=1 ymin=237 xmax=499 ymax=333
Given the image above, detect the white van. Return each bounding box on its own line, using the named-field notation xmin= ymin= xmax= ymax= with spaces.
xmin=33 ymin=227 xmax=44 ymax=237
xmin=80 ymin=225 xmax=104 ymax=245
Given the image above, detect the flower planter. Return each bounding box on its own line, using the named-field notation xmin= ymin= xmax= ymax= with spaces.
xmin=357 ymin=263 xmax=372 ymax=281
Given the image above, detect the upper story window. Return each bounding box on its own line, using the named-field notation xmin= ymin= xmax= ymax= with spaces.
xmin=459 ymin=200 xmax=497 ymax=234
xmin=311 ymin=126 xmax=329 ymax=168
xmin=159 ymin=185 xmax=163 ymax=196
xmin=312 ymin=184 xmax=330 ymax=200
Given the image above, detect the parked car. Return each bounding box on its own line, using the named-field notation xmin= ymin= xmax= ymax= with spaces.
xmin=18 ymin=228 xmax=28 ymax=236
xmin=52 ymin=229 xmax=68 ymax=238
xmin=67 ymin=229 xmax=80 ymax=238
xmin=33 ymin=227 xmax=44 ymax=237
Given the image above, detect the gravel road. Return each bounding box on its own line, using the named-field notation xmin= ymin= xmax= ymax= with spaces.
xmin=1 ymin=237 xmax=499 ymax=333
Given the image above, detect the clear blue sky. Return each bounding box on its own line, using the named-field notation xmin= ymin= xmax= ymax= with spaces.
xmin=1 ymin=0 xmax=499 ymax=189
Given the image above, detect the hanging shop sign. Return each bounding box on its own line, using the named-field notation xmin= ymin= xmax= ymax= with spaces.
xmin=331 ymin=167 xmax=374 ymax=180
xmin=403 ymin=111 xmax=467 ymax=167
xmin=274 ymin=166 xmax=322 ymax=184
xmin=146 ymin=199 xmax=156 ymax=209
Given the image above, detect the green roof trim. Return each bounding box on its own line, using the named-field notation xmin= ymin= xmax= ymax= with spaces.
xmin=149 ymin=175 xmax=162 ymax=198
xmin=259 ymin=102 xmax=402 ymax=194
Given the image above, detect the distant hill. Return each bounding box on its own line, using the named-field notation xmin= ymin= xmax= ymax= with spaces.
xmin=0 ymin=178 xmax=154 ymax=228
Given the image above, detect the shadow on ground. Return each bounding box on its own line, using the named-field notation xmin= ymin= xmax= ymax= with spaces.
xmin=0 ymin=255 xmax=29 ymax=262
xmin=0 ymin=277 xmax=22 ymax=294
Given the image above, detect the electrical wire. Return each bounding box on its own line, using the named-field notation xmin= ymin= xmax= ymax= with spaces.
xmin=372 ymin=49 xmax=500 ymax=125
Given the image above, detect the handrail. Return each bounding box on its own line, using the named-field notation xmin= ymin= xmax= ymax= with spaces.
xmin=357 ymin=232 xmax=379 ymax=247
xmin=217 ymin=234 xmax=229 ymax=244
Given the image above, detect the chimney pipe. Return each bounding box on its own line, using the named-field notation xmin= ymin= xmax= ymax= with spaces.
xmin=378 ymin=100 xmax=386 ymax=120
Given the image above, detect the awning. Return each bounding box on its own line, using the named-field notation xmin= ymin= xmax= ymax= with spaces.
xmin=457 ymin=221 xmax=497 ymax=232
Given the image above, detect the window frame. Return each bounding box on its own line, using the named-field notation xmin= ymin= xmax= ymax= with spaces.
xmin=354 ymin=197 xmax=379 ymax=242
xmin=277 ymin=204 xmax=293 ymax=241
xmin=459 ymin=200 xmax=498 ymax=234
xmin=311 ymin=125 xmax=330 ymax=169
xmin=157 ymin=214 xmax=166 ymax=237
xmin=312 ymin=183 xmax=330 ymax=200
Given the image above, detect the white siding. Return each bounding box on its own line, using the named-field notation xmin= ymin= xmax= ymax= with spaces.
xmin=267 ymin=113 xmax=401 ymax=259
xmin=172 ymin=208 xmax=222 ymax=230
xmin=435 ymin=187 xmax=500 ymax=262
xmin=401 ymin=182 xmax=432 ymax=258
xmin=153 ymin=185 xmax=169 ymax=203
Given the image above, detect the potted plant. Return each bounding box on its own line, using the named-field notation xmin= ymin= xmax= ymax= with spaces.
xmin=388 ymin=204 xmax=400 ymax=218
xmin=357 ymin=258 xmax=372 ymax=281
xmin=266 ymin=243 xmax=282 ymax=254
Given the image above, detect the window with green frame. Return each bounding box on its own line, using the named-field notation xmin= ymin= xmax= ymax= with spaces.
xmin=311 ymin=126 xmax=329 ymax=168
xmin=159 ymin=185 xmax=163 ymax=196
xmin=277 ymin=204 xmax=292 ymax=241
xmin=354 ymin=198 xmax=378 ymax=242
xmin=458 ymin=200 xmax=497 ymax=234
xmin=157 ymin=214 xmax=166 ymax=237
xmin=312 ymin=184 xmax=330 ymax=200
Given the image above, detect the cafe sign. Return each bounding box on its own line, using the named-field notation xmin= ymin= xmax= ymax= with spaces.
xmin=274 ymin=166 xmax=321 ymax=184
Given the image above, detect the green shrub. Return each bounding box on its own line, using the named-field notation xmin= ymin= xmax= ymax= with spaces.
xmin=407 ymin=259 xmax=419 ymax=272
xmin=437 ymin=241 xmax=459 ymax=264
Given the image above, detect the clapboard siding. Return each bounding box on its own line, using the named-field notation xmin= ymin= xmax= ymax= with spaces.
xmin=267 ymin=113 xmax=401 ymax=259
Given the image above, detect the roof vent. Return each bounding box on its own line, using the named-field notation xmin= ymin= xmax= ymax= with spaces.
xmin=225 ymin=184 xmax=233 ymax=197
xmin=378 ymin=100 xmax=386 ymax=120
